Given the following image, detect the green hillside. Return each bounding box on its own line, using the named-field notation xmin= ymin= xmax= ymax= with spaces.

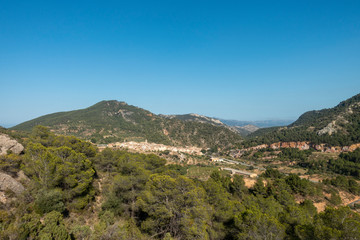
xmin=12 ymin=100 xmax=243 ymax=148
xmin=246 ymin=93 xmax=360 ymax=146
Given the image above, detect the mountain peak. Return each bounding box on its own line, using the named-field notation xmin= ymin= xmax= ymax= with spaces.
xmin=12 ymin=101 xmax=243 ymax=148
xmin=94 ymin=100 xmax=128 ymax=107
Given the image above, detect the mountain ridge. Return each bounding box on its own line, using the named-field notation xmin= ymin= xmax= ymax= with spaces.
xmin=218 ymin=119 xmax=294 ymax=128
xmin=246 ymin=93 xmax=360 ymax=146
xmin=160 ymin=114 xmax=271 ymax=136
xmin=12 ymin=100 xmax=243 ymax=149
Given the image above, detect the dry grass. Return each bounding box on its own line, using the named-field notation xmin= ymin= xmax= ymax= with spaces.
xmin=243 ymin=178 xmax=257 ymax=188
xmin=314 ymin=201 xmax=327 ymax=212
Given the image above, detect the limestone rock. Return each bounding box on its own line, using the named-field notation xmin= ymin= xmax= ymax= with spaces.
xmin=0 ymin=133 xmax=24 ymax=155
xmin=317 ymin=121 xmax=337 ymax=135
xmin=0 ymin=172 xmax=25 ymax=195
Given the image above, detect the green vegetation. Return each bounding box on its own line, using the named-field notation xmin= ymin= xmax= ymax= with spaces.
xmin=261 ymin=169 xmax=322 ymax=197
xmin=23 ymin=126 xmax=96 ymax=212
xmin=278 ymin=148 xmax=313 ymax=161
xmin=323 ymin=176 xmax=360 ymax=195
xmin=327 ymin=149 xmax=360 ymax=178
xmin=12 ymin=100 xmax=243 ymax=149
xmin=299 ymin=148 xmax=360 ymax=178
xmin=186 ymin=165 xmax=218 ymax=180
xmin=1 ymin=126 xmax=360 ymax=239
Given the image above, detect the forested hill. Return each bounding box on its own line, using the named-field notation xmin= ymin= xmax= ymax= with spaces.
xmin=246 ymin=93 xmax=360 ymax=147
xmin=290 ymin=93 xmax=360 ymax=127
xmin=12 ymin=100 xmax=243 ymax=148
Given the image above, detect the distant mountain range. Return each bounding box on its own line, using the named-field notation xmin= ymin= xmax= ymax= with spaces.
xmin=11 ymin=101 xmax=243 ymax=149
xmin=247 ymin=93 xmax=360 ymax=146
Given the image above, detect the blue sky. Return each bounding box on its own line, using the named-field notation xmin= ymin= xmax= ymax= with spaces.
xmin=1 ymin=0 xmax=360 ymax=127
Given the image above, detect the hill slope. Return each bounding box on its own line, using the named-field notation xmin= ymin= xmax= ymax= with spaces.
xmin=161 ymin=114 xmax=262 ymax=136
xmin=247 ymin=93 xmax=360 ymax=146
xmin=160 ymin=113 xmax=225 ymax=127
xmin=12 ymin=101 xmax=243 ymax=148
xmin=219 ymin=119 xmax=294 ymax=128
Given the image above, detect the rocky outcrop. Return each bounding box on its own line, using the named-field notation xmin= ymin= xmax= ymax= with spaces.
xmin=270 ymin=141 xmax=310 ymax=150
xmin=317 ymin=121 xmax=337 ymax=135
xmin=349 ymin=143 xmax=360 ymax=152
xmin=0 ymin=133 xmax=24 ymax=155
xmin=0 ymin=172 xmax=25 ymax=195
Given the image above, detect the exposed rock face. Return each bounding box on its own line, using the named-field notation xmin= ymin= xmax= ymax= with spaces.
xmin=317 ymin=121 xmax=337 ymax=135
xmin=270 ymin=142 xmax=310 ymax=150
xmin=349 ymin=143 xmax=360 ymax=152
xmin=0 ymin=134 xmax=24 ymax=155
xmin=0 ymin=172 xmax=25 ymax=195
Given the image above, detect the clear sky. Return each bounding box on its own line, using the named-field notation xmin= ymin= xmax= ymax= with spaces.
xmin=1 ymin=0 xmax=360 ymax=127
